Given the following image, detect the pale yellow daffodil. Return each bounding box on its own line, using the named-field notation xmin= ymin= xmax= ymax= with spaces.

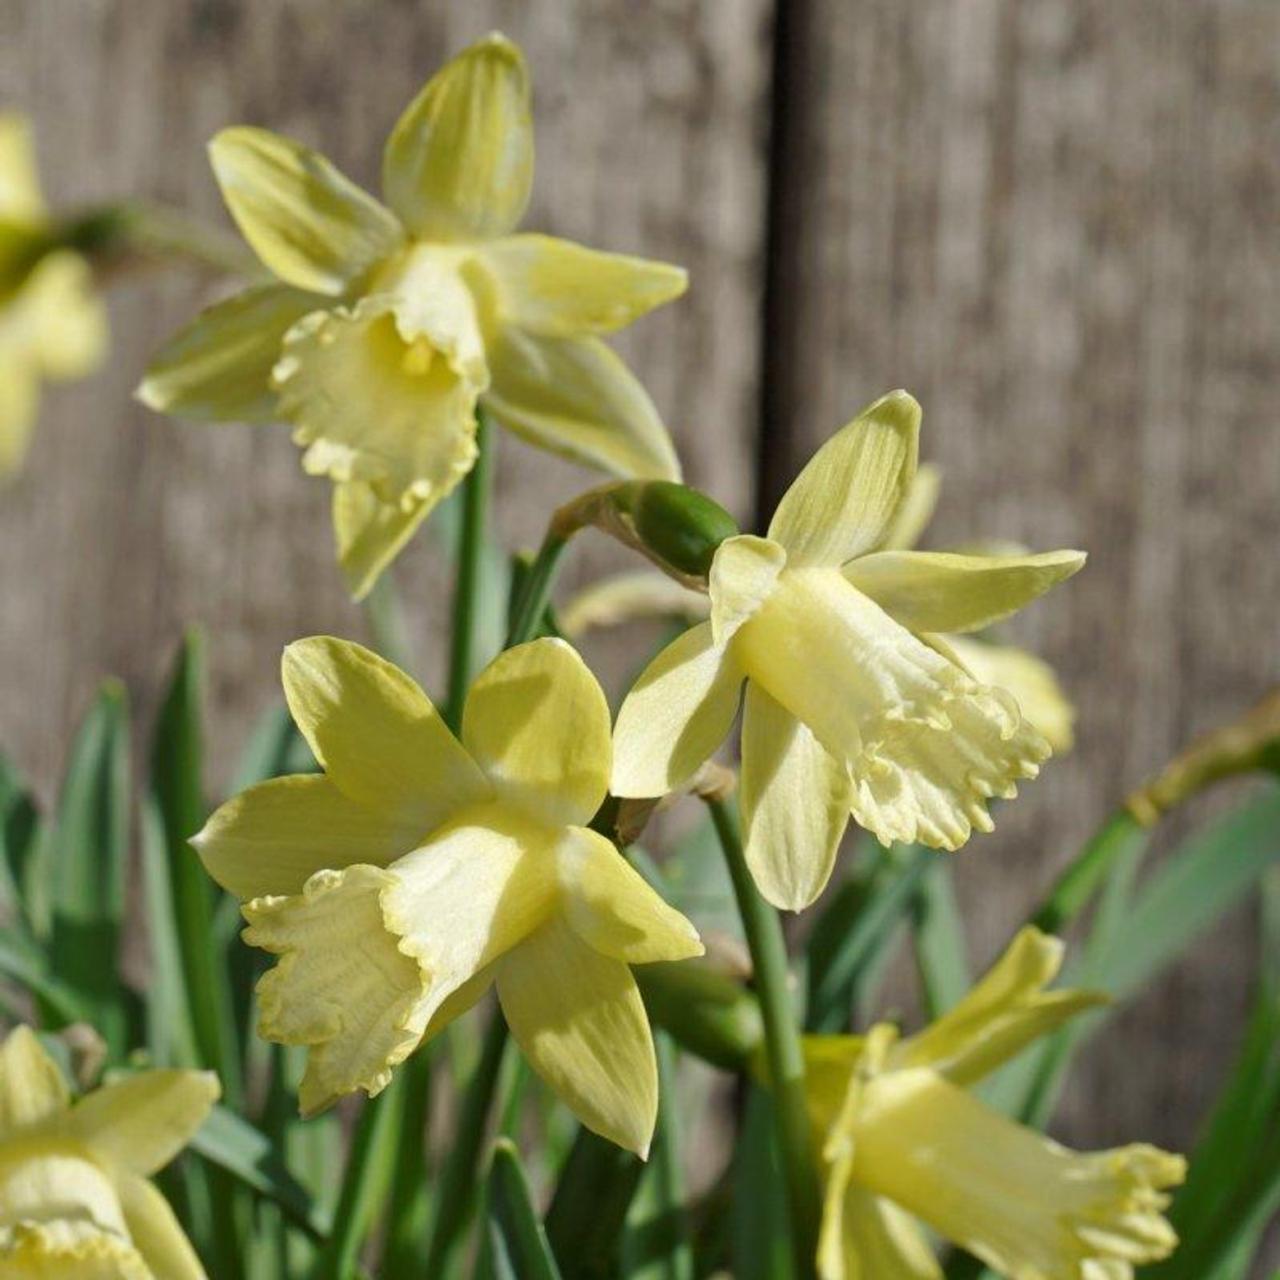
xmin=0 ymin=116 xmax=107 ymax=480
xmin=0 ymin=1025 xmax=218 ymax=1278
xmin=194 ymin=635 xmax=701 ymax=1154
xmin=803 ymin=927 xmax=1184 ymax=1280
xmin=138 ymin=33 xmax=686 ymax=599
xmin=882 ymin=462 xmax=1077 ymax=753
xmin=612 ymin=391 xmax=1086 ymax=909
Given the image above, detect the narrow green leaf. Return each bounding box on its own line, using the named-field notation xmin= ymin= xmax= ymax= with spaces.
xmin=485 ymin=1138 xmax=564 ymax=1280
xmin=191 ymin=1103 xmax=331 ymax=1241
xmin=1029 ymin=810 xmax=1148 ymax=935
xmin=730 ymin=1086 xmax=795 ymax=1280
xmin=0 ymin=755 xmax=47 ymax=935
xmin=911 ymin=859 xmax=970 ymax=1018
xmin=232 ymin=700 xmax=308 ymax=793
xmin=49 ymin=680 xmax=130 ymax=1051
xmin=0 ymin=933 xmax=89 ymax=1025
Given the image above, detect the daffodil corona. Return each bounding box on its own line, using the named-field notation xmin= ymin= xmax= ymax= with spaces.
xmin=138 ymin=34 xmax=686 ymax=598
xmin=195 ymin=635 xmax=701 ymax=1155
xmin=802 ymin=928 xmax=1184 ymax=1280
xmin=0 ymin=1025 xmax=218 ymax=1278
xmin=612 ymin=390 xmax=1086 ymax=910
xmin=0 ymin=116 xmax=106 ymax=479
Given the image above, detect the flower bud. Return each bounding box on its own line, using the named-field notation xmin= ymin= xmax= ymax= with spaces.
xmin=638 ymin=959 xmax=763 ymax=1071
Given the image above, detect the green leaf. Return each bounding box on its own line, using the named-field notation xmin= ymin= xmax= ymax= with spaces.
xmin=191 ymin=1103 xmax=331 ymax=1241
xmin=48 ymin=680 xmax=130 ymax=1052
xmin=0 ymin=754 xmax=48 ymax=937
xmin=231 ymin=700 xmax=311 ymax=793
xmin=730 ymin=1086 xmax=795 ymax=1280
xmin=910 ymin=859 xmax=970 ymax=1018
xmin=149 ymin=630 xmax=241 ymax=1105
xmin=1029 ymin=810 xmax=1149 ymax=935
xmin=0 ymin=932 xmax=89 ymax=1026
xmin=484 ymin=1138 xmax=564 ymax=1280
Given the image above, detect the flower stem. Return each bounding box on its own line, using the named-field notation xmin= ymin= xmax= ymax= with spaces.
xmin=445 ymin=410 xmax=495 ymax=730
xmin=506 ymin=531 xmax=568 ymax=647
xmin=706 ymin=796 xmax=821 ymax=1279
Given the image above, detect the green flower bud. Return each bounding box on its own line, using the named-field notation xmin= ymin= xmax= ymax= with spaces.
xmin=611 ymin=481 xmax=739 ymax=579
xmin=637 ymin=960 xmax=763 ymax=1072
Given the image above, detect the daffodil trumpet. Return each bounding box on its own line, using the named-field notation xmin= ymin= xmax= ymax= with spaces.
xmin=613 ymin=389 xmax=1087 ymax=910
xmin=139 ymin=32 xmax=688 ymax=600
xmin=194 ymin=634 xmax=702 ymax=1156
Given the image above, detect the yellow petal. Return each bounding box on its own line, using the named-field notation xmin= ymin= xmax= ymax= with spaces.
xmin=767 ymin=391 xmax=920 ymax=567
xmin=382 ymin=33 xmax=533 ymax=241
xmin=117 ymin=1174 xmax=207 ymax=1280
xmin=558 ymin=570 xmax=708 ymax=639
xmin=281 ymin=636 xmax=489 ymax=828
xmin=420 ymin=964 xmax=496 ymax=1048
xmin=0 ymin=1026 xmax=69 ymax=1133
xmin=462 ymin=638 xmax=612 ymax=827
xmin=193 ymin=773 xmax=424 ymax=900
xmin=332 ymin=480 xmax=431 ymax=602
xmin=880 ymin=462 xmax=941 ymax=552
xmin=60 ymin=1069 xmax=219 ymax=1177
xmin=384 ymin=805 xmax=559 ymax=1022
xmin=819 ymin=1182 xmax=941 ymax=1280
xmin=557 ymin=825 xmax=702 ymax=963
xmin=497 ymin=916 xmax=657 ymax=1155
xmin=735 ymin=568 xmax=1048 ymax=851
xmin=137 ymin=284 xmax=321 ymax=423
xmin=945 ymin=636 xmax=1076 ymax=754
xmin=851 ymin=1067 xmax=1184 ymax=1279
xmin=708 ymin=535 xmax=787 ymax=644
xmin=479 ymin=234 xmax=686 ymax=337
xmin=274 ymin=295 xmax=481 ymax=510
xmin=244 ymin=864 xmax=432 ymax=1115
xmin=0 ymin=114 xmax=44 ymax=221
xmin=893 ymin=927 xmax=1105 ymax=1087
xmin=0 ymin=1218 xmax=151 ymax=1278
xmin=0 ymin=358 xmax=38 ymax=480
xmin=484 ymin=328 xmax=680 ymax=480
xmin=21 ymin=251 xmax=107 ymax=381
xmin=209 ymin=126 xmax=403 ymax=294
xmin=741 ymin=684 xmax=852 ymax=912
xmin=611 ymin=621 xmax=743 ymax=798
xmin=844 ymin=549 xmax=1086 ymax=635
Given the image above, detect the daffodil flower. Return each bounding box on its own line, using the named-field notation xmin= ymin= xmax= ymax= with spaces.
xmin=195 ymin=635 xmax=701 ymax=1154
xmin=612 ymin=391 xmax=1086 ymax=909
xmin=0 ymin=1025 xmax=218 ymax=1278
xmin=138 ymin=33 xmax=686 ymax=599
xmin=803 ymin=928 xmax=1185 ymax=1279
xmin=0 ymin=116 xmax=106 ymax=479
xmin=881 ymin=461 xmax=1078 ymax=753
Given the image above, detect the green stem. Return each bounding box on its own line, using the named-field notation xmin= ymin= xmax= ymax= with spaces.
xmin=60 ymin=201 xmax=256 ymax=277
xmin=313 ymin=1078 xmax=403 ymax=1280
xmin=506 ymin=532 xmax=568 ymax=647
xmin=423 ymin=1013 xmax=510 ymax=1277
xmin=706 ymin=797 xmax=821 ymax=1279
xmin=445 ymin=411 xmax=495 ymax=730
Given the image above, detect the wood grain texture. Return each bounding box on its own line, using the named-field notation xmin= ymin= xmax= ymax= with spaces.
xmin=2 ymin=0 xmax=1279 ymax=1234
xmin=767 ymin=0 xmax=1280 ymax=1164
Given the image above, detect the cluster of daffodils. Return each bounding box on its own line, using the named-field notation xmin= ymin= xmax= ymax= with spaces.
xmin=2 ymin=29 xmax=1192 ymax=1280
xmin=0 ymin=1026 xmax=217 ymax=1278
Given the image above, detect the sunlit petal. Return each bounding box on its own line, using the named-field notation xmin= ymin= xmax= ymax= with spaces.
xmin=0 ymin=114 xmax=44 ymax=220
xmin=332 ymin=480 xmax=432 ymax=602
xmin=117 ymin=1174 xmax=208 ymax=1280
xmin=0 ymin=1027 xmax=69 ymax=1134
xmin=708 ymin=535 xmax=786 ymax=645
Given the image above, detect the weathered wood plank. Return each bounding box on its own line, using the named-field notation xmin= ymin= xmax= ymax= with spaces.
xmin=0 ymin=1 xmax=770 ymax=793
xmin=766 ymin=0 xmax=1280 ymax=1158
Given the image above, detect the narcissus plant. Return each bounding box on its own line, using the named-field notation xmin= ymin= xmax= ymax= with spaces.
xmin=195 ymin=635 xmax=701 ymax=1155
xmin=138 ymin=33 xmax=686 ymax=598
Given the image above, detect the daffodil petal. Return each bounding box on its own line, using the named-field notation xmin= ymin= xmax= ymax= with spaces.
xmin=484 ymin=328 xmax=680 ymax=480
xmin=0 ymin=1217 xmax=151 ymax=1278
xmin=820 ymin=1183 xmax=942 ymax=1280
xmin=741 ymin=683 xmax=852 ymax=912
xmin=462 ymin=638 xmax=612 ymax=826
xmin=0 ymin=1026 xmax=69 ymax=1134
xmin=24 ymin=251 xmax=107 ymax=380
xmin=880 ymin=462 xmax=941 ymax=552
xmin=558 ymin=825 xmax=702 ymax=964
xmin=945 ymin=636 xmax=1076 ymax=754
xmin=281 ymin=636 xmax=489 ymax=828
xmin=611 ymin=621 xmax=743 ymax=798
xmin=497 ymin=916 xmax=657 ymax=1156
xmin=0 ymin=115 xmax=44 ymax=220
xmin=385 ymin=806 xmax=559 ymax=1019
xmin=117 ymin=1174 xmax=207 ymax=1280
xmin=844 ymin=549 xmax=1086 ymax=635
xmin=244 ymin=864 xmax=432 ymax=1115
xmin=332 ymin=480 xmax=432 ymax=602
xmin=382 ymin=33 xmax=533 ymax=241
xmin=137 ymin=284 xmax=321 ymax=423
xmin=57 ymin=1070 xmax=219 ymax=1177
xmin=0 ymin=358 xmax=38 ymax=479
xmin=736 ymin=569 xmax=1048 ymax=851
xmin=852 ymin=1068 xmax=1184 ymax=1278
xmin=421 ymin=964 xmax=496 ymax=1047
xmin=209 ymin=126 xmax=403 ymax=293
xmin=193 ymin=773 xmax=424 ymax=900
xmin=479 ymin=234 xmax=687 ymax=338
xmin=768 ymin=390 xmax=920 ymax=567
xmin=893 ymin=926 xmax=1105 ymax=1086
xmin=708 ymin=535 xmax=786 ymax=645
